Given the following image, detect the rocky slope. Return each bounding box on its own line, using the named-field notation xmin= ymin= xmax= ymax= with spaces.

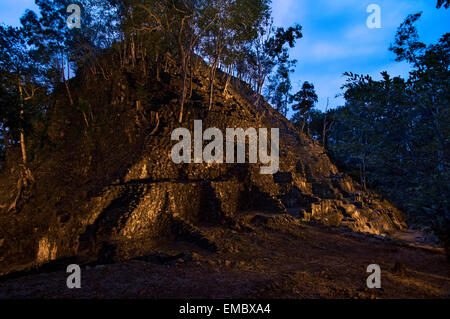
xmin=0 ymin=60 xmax=406 ymax=276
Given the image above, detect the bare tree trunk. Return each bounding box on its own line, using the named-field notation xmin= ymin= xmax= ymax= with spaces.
xmin=164 ymin=52 xmax=169 ymax=72
xmin=156 ymin=53 xmax=160 ymax=82
xmin=360 ymin=158 xmax=367 ymax=191
xmin=130 ymin=35 xmax=136 ymax=67
xmin=176 ymin=13 xmax=217 ymax=123
xmin=208 ymin=61 xmax=218 ymax=111
xmin=208 ymin=74 xmax=215 ymax=110
xmin=177 ymin=16 xmax=189 ymax=124
xmin=17 ymin=79 xmax=27 ymax=165
xmin=118 ymin=38 xmax=124 ymax=68
xmin=322 ymin=98 xmax=330 ymax=147
xmin=82 ymin=112 xmax=89 ymax=128
xmin=123 ymin=38 xmax=128 ymax=67
xmin=61 ymin=52 xmax=74 ymax=106
xmin=67 ymin=56 xmax=70 ymax=80
xmin=255 ymin=75 xmax=266 ymax=107
xmin=307 ymin=119 xmax=310 ymax=136
xmin=3 ymin=123 xmax=8 ymax=152
xmin=142 ymin=47 xmax=147 ymax=78
xmin=179 ymin=72 xmax=187 ymax=123
xmin=322 ymin=118 xmax=333 ymax=148
xmin=189 ymin=55 xmax=194 ymax=99
xmin=178 ymin=48 xmax=187 ymax=123
xmin=223 ymin=73 xmax=231 ymax=95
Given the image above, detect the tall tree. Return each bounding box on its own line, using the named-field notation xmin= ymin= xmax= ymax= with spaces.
xmin=202 ymin=0 xmax=269 ymax=111
xmin=251 ymin=23 xmax=302 ymax=106
xmin=290 ymin=81 xmax=318 ymax=134
xmin=0 ymin=26 xmax=40 ymax=165
xmin=134 ymin=0 xmax=218 ymax=123
xmin=326 ymin=13 xmax=449 ymax=246
xmin=0 ymin=25 xmax=44 ymax=210
xmin=265 ymin=52 xmax=296 ymax=116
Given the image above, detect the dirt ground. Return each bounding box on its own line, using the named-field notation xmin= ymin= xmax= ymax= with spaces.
xmin=0 ymin=213 xmax=449 ymax=299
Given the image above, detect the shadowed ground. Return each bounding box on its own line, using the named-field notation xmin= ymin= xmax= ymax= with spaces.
xmin=1 ymin=214 xmax=448 ymax=299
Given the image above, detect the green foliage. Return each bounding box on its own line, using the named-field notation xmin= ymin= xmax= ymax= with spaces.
xmin=437 ymin=0 xmax=450 ymax=9
xmin=326 ymin=15 xmax=449 ymax=243
xmin=389 ymin=12 xmax=426 ymax=65
xmin=265 ymin=52 xmax=296 ymax=116
xmin=0 ymin=23 xmax=47 ymax=163
xmin=290 ymin=82 xmax=318 ymax=133
xmin=0 ymin=0 xmax=294 ymax=164
xmin=291 ymin=81 xmax=318 ymax=114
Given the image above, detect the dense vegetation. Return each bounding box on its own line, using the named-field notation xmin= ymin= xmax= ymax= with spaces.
xmin=295 ymin=11 xmax=449 ymax=244
xmin=0 ymin=0 xmax=303 ymax=163
xmin=0 ymin=0 xmax=304 ymax=213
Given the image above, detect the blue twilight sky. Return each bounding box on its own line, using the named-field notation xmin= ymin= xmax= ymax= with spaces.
xmin=0 ymin=0 xmax=449 ymax=114
xmin=271 ymin=0 xmax=449 ymax=113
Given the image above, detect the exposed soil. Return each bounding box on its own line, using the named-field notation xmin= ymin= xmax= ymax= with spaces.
xmin=1 ymin=213 xmax=448 ymax=299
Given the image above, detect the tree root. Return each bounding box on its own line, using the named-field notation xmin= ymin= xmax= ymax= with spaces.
xmin=7 ymin=165 xmax=34 ymax=213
